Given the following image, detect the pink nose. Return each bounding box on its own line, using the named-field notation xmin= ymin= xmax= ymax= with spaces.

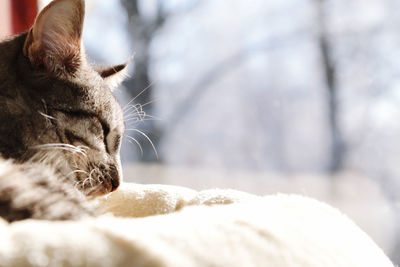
xmin=110 ymin=177 xmax=119 ymax=192
xmin=109 ymin=165 xmax=120 ymax=192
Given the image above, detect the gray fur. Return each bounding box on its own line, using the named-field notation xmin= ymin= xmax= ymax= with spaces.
xmin=0 ymin=0 xmax=126 ymax=222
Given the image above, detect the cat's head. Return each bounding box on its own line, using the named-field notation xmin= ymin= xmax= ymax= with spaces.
xmin=0 ymin=0 xmax=128 ymax=196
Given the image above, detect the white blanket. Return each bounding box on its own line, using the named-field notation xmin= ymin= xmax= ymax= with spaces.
xmin=0 ymin=183 xmax=394 ymax=267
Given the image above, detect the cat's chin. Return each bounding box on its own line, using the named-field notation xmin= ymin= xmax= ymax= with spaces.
xmin=83 ymin=179 xmax=119 ymax=197
xmin=49 ymin=155 xmax=121 ymax=197
xmin=85 ymin=188 xmax=109 ymax=197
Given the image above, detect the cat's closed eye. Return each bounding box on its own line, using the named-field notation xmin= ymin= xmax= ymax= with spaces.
xmin=64 ymin=129 xmax=91 ymax=147
xmin=56 ymin=110 xmax=109 ymax=150
xmin=56 ymin=110 xmax=122 ymax=156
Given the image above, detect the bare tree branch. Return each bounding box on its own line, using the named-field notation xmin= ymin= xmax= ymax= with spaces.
xmin=315 ymin=0 xmax=346 ymax=173
xmin=166 ymin=29 xmax=310 ymax=133
xmin=120 ymin=0 xmax=202 ymax=161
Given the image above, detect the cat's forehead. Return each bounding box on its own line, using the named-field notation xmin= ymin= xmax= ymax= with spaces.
xmin=75 ymin=72 xmax=123 ymax=124
xmin=44 ymin=69 xmax=124 ymax=127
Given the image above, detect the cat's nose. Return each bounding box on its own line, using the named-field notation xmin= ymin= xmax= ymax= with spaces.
xmin=110 ymin=177 xmax=120 ymax=192
xmin=109 ymin=166 xmax=120 ymax=192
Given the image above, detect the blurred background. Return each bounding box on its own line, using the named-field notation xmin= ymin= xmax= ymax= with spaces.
xmin=1 ymin=0 xmax=400 ymax=264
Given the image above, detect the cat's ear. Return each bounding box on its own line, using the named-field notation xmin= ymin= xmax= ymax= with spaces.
xmin=23 ymin=0 xmax=85 ymax=76
xmin=95 ymin=63 xmax=129 ymax=90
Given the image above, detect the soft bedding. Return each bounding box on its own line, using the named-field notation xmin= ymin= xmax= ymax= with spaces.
xmin=0 ymin=183 xmax=394 ymax=267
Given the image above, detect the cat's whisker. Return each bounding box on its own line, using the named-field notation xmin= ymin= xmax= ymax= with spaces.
xmin=74 ymin=180 xmax=82 ymax=190
xmin=123 ymin=95 xmax=161 ymax=117
xmin=124 ymin=111 xmax=160 ymax=122
xmin=77 ymin=176 xmax=92 ymax=190
xmin=33 ymin=154 xmax=48 ymax=165
xmin=123 ymin=111 xmax=140 ymax=120
xmin=127 ymin=114 xmax=161 ymax=122
xmin=142 ymin=114 xmax=161 ymax=120
xmin=140 ymin=98 xmax=159 ymax=108
xmin=31 ymin=143 xmax=87 ymax=157
xmin=124 ymin=118 xmax=160 ymax=125
xmin=28 ymin=149 xmax=62 ymax=165
xmin=123 ymin=103 xmax=142 ymax=114
xmin=28 ymin=146 xmax=90 ymax=184
xmin=95 ymin=175 xmax=102 ymax=184
xmin=81 ymin=177 xmax=95 ymax=188
xmin=123 ymin=109 xmax=147 ymax=121
xmin=88 ymin=169 xmax=96 ymax=177
xmin=123 ymin=113 xmax=140 ymax=121
xmin=77 ymin=145 xmax=89 ymax=153
xmin=125 ymin=128 xmax=158 ymax=159
xmin=123 ymin=101 xmax=161 ymax=137
xmin=125 ymin=135 xmax=144 ymax=157
xmin=122 ymin=80 xmax=157 ymax=110
xmin=65 ymin=170 xmax=88 ymax=179
xmin=124 ymin=116 xmax=144 ymax=122
xmin=124 ymin=112 xmax=146 ymax=121
xmin=33 ymin=146 xmax=86 ymax=157
xmin=32 ymin=143 xmax=82 ymax=149
xmin=31 ymin=143 xmax=75 ymax=150
xmin=71 ymin=158 xmax=79 ymax=170
xmin=85 ymin=179 xmax=104 ymax=194
xmin=88 ymin=169 xmax=97 ymax=183
xmin=38 ymin=111 xmax=56 ymax=121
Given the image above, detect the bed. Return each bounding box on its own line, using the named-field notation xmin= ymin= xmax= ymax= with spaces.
xmin=0 ymin=183 xmax=394 ymax=267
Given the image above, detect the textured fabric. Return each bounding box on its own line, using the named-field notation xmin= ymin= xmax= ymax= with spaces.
xmin=0 ymin=183 xmax=394 ymax=267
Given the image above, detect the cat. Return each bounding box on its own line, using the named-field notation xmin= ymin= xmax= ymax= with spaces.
xmin=0 ymin=0 xmax=128 ymax=221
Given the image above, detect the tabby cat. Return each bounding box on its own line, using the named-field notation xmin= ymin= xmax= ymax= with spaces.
xmin=0 ymin=0 xmax=128 ymax=221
